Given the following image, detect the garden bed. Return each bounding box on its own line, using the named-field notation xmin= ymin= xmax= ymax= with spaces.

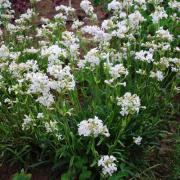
xmin=0 ymin=0 xmax=179 ymax=179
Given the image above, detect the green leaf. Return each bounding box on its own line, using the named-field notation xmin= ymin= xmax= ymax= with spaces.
xmin=12 ymin=170 xmax=31 ymax=180
xmin=79 ymin=168 xmax=91 ymax=180
xmin=61 ymin=172 xmax=71 ymax=180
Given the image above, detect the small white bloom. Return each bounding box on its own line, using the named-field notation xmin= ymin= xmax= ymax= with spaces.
xmin=128 ymin=10 xmax=145 ymax=28
xmin=151 ymin=6 xmax=168 ymax=24
xmin=80 ymin=0 xmax=95 ymax=17
xmin=37 ymin=113 xmax=44 ymax=119
xmin=108 ymin=0 xmax=121 ymax=11
xmin=0 ymin=44 xmax=9 ymax=59
xmin=156 ymin=27 xmax=173 ymax=41
xmin=117 ymin=92 xmax=141 ymax=116
xmin=150 ymin=71 xmax=164 ymax=81
xmin=78 ymin=116 xmax=110 ymax=137
xmin=22 ymin=115 xmax=33 ymax=130
xmin=135 ymin=50 xmax=154 ymax=63
xmin=133 ymin=136 xmax=142 ymax=145
xmin=98 ymin=155 xmax=117 ymax=176
xmin=45 ymin=120 xmax=62 ymax=140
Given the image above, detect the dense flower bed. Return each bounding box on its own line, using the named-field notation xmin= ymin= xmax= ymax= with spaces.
xmin=0 ymin=0 xmax=179 ymax=179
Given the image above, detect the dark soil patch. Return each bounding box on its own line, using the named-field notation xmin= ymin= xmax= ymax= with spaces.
xmin=12 ymin=0 xmax=108 ymax=21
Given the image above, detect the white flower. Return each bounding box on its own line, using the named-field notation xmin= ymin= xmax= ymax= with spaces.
xmin=0 ymin=44 xmax=9 ymax=58
xmin=136 ymin=69 xmax=146 ymax=75
xmin=19 ymin=9 xmax=35 ymax=21
xmin=112 ymin=21 xmax=129 ymax=38
xmin=150 ymin=71 xmax=164 ymax=81
xmin=47 ymin=65 xmax=75 ymax=91
xmin=156 ymin=27 xmax=173 ymax=41
xmin=108 ymin=0 xmax=121 ymax=11
xmin=62 ymin=31 xmax=79 ymax=54
xmin=9 ymin=60 xmax=38 ymax=77
xmin=135 ymin=50 xmax=154 ymax=63
xmin=24 ymin=47 xmax=39 ymax=54
xmin=26 ymin=72 xmax=51 ymax=95
xmin=109 ymin=64 xmax=129 ymax=79
xmin=83 ymin=48 xmax=100 ymax=67
xmin=117 ymin=92 xmax=141 ymax=116
xmin=78 ymin=116 xmax=110 ymax=137
xmin=45 ymin=120 xmax=62 ymax=140
xmin=98 ymin=155 xmax=117 ymax=176
xmin=133 ymin=136 xmax=142 ymax=145
xmin=36 ymin=93 xmax=55 ymax=108
xmin=22 ymin=115 xmax=33 ymax=130
xmin=41 ymin=45 xmax=67 ymax=65
xmin=134 ymin=0 xmax=146 ymax=5
xmin=82 ymin=25 xmax=111 ymax=42
xmin=80 ymin=0 xmax=95 ymax=17
xmin=37 ymin=113 xmax=44 ymax=119
xmin=55 ymin=5 xmax=75 ymax=16
xmin=101 ymin=19 xmax=114 ymax=31
xmin=71 ymin=20 xmax=84 ymax=30
xmin=128 ymin=10 xmax=145 ymax=28
xmin=151 ymin=6 xmax=168 ymax=24
xmin=0 ymin=0 xmax=12 ymax=9
xmin=169 ymin=1 xmax=180 ymax=11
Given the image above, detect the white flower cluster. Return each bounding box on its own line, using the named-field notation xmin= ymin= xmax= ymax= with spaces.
xmin=112 ymin=20 xmax=129 ymax=38
xmin=80 ymin=0 xmax=97 ymax=19
xmin=71 ymin=20 xmax=84 ymax=30
xmin=134 ymin=0 xmax=146 ymax=5
xmin=157 ymin=57 xmax=180 ymax=72
xmin=108 ymin=0 xmax=133 ymax=11
xmin=156 ymin=27 xmax=173 ymax=41
xmin=151 ymin=6 xmax=168 ymax=24
xmin=18 ymin=9 xmax=35 ymax=23
xmin=41 ymin=45 xmax=67 ymax=65
xmin=0 ymin=0 xmax=11 ymax=9
xmin=9 ymin=60 xmax=38 ymax=78
xmin=98 ymin=155 xmax=117 ymax=176
xmin=47 ymin=65 xmax=76 ymax=91
xmin=80 ymin=48 xmax=100 ymax=68
xmin=55 ymin=5 xmax=75 ymax=19
xmin=82 ymin=25 xmax=111 ymax=42
xmin=135 ymin=50 xmax=154 ymax=63
xmin=26 ymin=64 xmax=75 ymax=107
xmin=105 ymin=63 xmax=128 ymax=85
xmin=150 ymin=70 xmax=164 ymax=81
xmin=109 ymin=64 xmax=129 ymax=79
xmin=128 ymin=10 xmax=145 ymax=28
xmin=45 ymin=120 xmax=62 ymax=140
xmin=0 ymin=45 xmax=9 ymax=59
xmin=78 ymin=116 xmax=110 ymax=137
xmin=117 ymin=92 xmax=141 ymax=116
xmin=62 ymin=31 xmax=80 ymax=55
xmin=169 ymin=1 xmax=180 ymax=11
xmin=22 ymin=115 xmax=33 ymax=130
xmin=133 ymin=136 xmax=142 ymax=145
xmin=108 ymin=0 xmax=121 ymax=11
xmin=0 ymin=0 xmax=14 ymax=24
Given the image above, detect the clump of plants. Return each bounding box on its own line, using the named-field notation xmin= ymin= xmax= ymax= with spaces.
xmin=0 ymin=0 xmax=179 ymax=179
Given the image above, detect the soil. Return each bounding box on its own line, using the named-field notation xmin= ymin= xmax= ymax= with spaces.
xmin=0 ymin=164 xmax=53 ymax=180
xmin=12 ymin=0 xmax=108 ymax=21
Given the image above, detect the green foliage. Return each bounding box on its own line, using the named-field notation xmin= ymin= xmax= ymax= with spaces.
xmin=0 ymin=0 xmax=179 ymax=179
xmin=12 ymin=170 xmax=31 ymax=180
